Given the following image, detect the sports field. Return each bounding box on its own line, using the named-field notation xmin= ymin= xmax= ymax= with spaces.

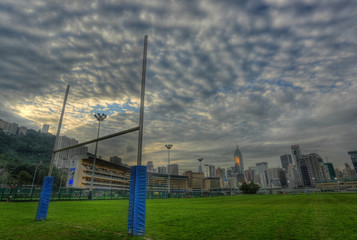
xmin=1 ymin=193 xmax=356 ymax=240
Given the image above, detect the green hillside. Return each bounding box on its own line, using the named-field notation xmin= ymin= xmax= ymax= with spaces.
xmin=0 ymin=129 xmax=62 ymax=187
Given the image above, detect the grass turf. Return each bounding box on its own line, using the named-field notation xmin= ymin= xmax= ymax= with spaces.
xmin=0 ymin=193 xmax=356 ymax=240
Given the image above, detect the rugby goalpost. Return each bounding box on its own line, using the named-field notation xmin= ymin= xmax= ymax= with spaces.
xmin=36 ymin=35 xmax=149 ymax=236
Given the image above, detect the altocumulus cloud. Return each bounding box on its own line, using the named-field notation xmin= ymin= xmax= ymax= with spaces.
xmin=0 ymin=0 xmax=356 ymax=170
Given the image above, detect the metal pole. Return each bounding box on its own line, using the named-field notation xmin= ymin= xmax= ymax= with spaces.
xmin=48 ymin=84 xmax=70 ymax=176
xmin=54 ymin=126 xmax=139 ymax=153
xmin=168 ymin=148 xmax=170 ymax=194
xmin=89 ymin=118 xmax=102 ymax=200
xmin=165 ymin=144 xmax=173 ymax=195
xmin=198 ymin=158 xmax=203 ymax=194
xmin=137 ymin=35 xmax=148 ymax=166
xmin=30 ymin=165 xmax=39 ymax=197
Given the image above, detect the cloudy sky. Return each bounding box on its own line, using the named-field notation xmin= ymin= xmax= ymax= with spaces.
xmin=1 ymin=0 xmax=356 ymax=172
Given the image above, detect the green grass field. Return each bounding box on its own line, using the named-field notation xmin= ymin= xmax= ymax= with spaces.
xmin=1 ymin=193 xmax=356 ymax=240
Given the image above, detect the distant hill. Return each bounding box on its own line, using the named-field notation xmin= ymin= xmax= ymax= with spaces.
xmin=0 ymin=129 xmax=55 ymax=166
xmin=0 ymin=129 xmax=63 ymax=187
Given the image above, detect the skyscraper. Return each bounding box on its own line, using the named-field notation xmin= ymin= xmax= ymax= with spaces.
xmin=234 ymin=145 xmax=244 ymax=174
xmin=297 ymin=156 xmax=312 ymax=187
xmin=323 ymin=162 xmax=336 ymax=180
xmin=291 ymin=145 xmax=302 ymax=164
xmin=348 ymin=151 xmax=357 ymax=175
xmin=280 ymin=154 xmax=293 ymax=172
xmin=208 ymin=165 xmax=216 ymax=178
xmin=343 ymin=163 xmax=357 ymax=178
xmin=286 ymin=164 xmax=299 ymax=188
xmin=305 ymin=153 xmax=325 ymax=185
xmin=216 ymin=168 xmax=226 ymax=179
xmin=254 ymin=162 xmax=268 ymax=188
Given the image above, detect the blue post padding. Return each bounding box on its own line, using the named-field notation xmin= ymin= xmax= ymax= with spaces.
xmin=127 ymin=167 xmax=136 ymax=234
xmin=36 ymin=176 xmax=54 ymax=220
xmin=128 ymin=166 xmax=147 ymax=236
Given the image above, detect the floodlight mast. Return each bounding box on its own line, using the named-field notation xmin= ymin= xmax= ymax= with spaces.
xmin=165 ymin=144 xmax=173 ymax=194
xmin=198 ymin=158 xmax=203 ymax=193
xmin=89 ymin=113 xmax=107 ymax=200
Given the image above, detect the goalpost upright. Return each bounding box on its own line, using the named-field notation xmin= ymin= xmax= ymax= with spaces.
xmin=35 ymin=36 xmax=149 ymax=236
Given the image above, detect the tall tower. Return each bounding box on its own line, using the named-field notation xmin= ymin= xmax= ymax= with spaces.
xmin=234 ymin=145 xmax=244 ymax=174
xmin=291 ymin=145 xmax=302 ymax=164
xmin=348 ymin=151 xmax=357 ymax=175
xmin=280 ymin=154 xmax=293 ymax=172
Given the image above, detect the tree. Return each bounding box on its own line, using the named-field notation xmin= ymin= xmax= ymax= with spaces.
xmin=239 ymin=181 xmax=260 ymax=194
xmin=17 ymin=170 xmax=33 ymax=186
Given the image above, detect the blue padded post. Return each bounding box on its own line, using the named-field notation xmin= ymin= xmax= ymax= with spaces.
xmin=36 ymin=176 xmax=54 ymax=220
xmin=127 ymin=166 xmax=136 ymax=234
xmin=128 ymin=166 xmax=147 ymax=236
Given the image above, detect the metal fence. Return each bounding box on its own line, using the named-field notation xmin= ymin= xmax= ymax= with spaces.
xmin=4 ymin=187 xmax=352 ymax=202
xmin=0 ymin=188 xmax=130 ymax=202
xmin=0 ymin=187 xmax=229 ymax=202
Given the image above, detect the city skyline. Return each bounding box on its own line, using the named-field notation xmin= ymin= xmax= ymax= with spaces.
xmin=0 ymin=1 xmax=356 ymax=171
xmin=1 ymin=112 xmax=354 ymax=174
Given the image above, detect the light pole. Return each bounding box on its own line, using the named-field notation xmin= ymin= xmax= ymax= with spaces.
xmin=334 ymin=177 xmax=340 ymax=192
xmin=30 ymin=161 xmax=42 ymax=197
xmin=89 ymin=113 xmax=107 ymax=200
xmin=165 ymin=144 xmax=173 ymax=196
xmin=198 ymin=158 xmax=203 ymax=194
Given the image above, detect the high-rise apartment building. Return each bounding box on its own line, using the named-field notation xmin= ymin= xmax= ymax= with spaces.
xmin=244 ymin=169 xmax=254 ymax=182
xmin=147 ymin=161 xmax=154 ymax=173
xmin=277 ymin=168 xmax=288 ymax=187
xmin=234 ymin=145 xmax=244 ymax=174
xmin=158 ymin=166 xmax=167 ymax=174
xmin=18 ymin=126 xmax=27 ymax=135
xmin=42 ymin=124 xmax=50 ymax=134
xmin=216 ymin=168 xmax=226 ymax=180
xmin=280 ymin=154 xmax=293 ymax=172
xmin=0 ymin=119 xmax=11 ymax=131
xmin=255 ymin=162 xmax=268 ymax=174
xmin=54 ymin=136 xmax=88 ymax=168
xmin=267 ymin=168 xmax=286 ymax=188
xmin=348 ymin=151 xmax=357 ymax=175
xmin=5 ymin=123 xmax=19 ymax=135
xmin=168 ymin=164 xmax=179 ymax=175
